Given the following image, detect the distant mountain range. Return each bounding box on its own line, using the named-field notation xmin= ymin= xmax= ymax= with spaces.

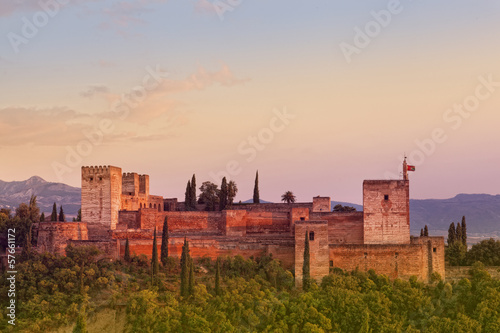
xmin=1 ymin=177 xmax=499 ymax=234
xmin=0 ymin=176 xmax=80 ymax=217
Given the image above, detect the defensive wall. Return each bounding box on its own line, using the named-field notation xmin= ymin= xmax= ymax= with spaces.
xmin=36 ymin=164 xmax=446 ymax=285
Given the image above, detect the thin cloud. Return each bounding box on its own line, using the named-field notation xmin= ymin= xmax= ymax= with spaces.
xmin=80 ymin=85 xmax=110 ymax=98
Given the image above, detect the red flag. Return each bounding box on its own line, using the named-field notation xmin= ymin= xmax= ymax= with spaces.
xmin=407 ymin=165 xmax=416 ymax=172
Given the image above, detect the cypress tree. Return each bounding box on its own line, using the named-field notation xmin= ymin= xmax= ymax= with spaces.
xmin=180 ymin=237 xmax=190 ymax=297
xmin=151 ymin=227 xmax=159 ymax=279
xmin=219 ymin=177 xmax=228 ymax=211
xmin=188 ymin=258 xmax=195 ymax=296
xmin=59 ymin=206 xmax=65 ymax=222
xmin=447 ymin=222 xmax=456 ymax=245
xmin=456 ymin=222 xmax=462 ymax=244
xmin=161 ymin=216 xmax=169 ymax=266
xmin=76 ymin=208 xmax=81 ymax=222
xmin=253 ymin=171 xmax=260 ymax=204
xmin=420 ymin=228 xmax=424 ymax=237
xmin=185 ymin=180 xmax=192 ymax=210
xmin=215 ymin=257 xmax=221 ymax=296
xmin=51 ymin=203 xmax=57 ymax=221
xmin=40 ymin=212 xmax=45 ymax=222
xmin=303 ymin=230 xmax=311 ymax=291
xmin=424 ymin=225 xmax=429 ymax=236
xmin=124 ymin=238 xmax=131 ymax=262
xmin=73 ymin=306 xmax=88 ymax=333
xmin=461 ymin=216 xmax=467 ymax=246
xmin=190 ymin=174 xmax=197 ymax=210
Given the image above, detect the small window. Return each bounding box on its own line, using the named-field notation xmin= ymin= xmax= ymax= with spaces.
xmin=364 ymin=252 xmax=368 ymax=258
xmin=129 ymin=192 xmax=132 ymax=195
xmin=395 ymin=252 xmax=399 ymax=258
xmin=300 ymin=217 xmax=305 ymax=221
xmin=384 ymin=195 xmax=389 ymax=201
xmin=90 ymin=177 xmax=93 ymax=181
xmin=433 ymin=247 xmax=437 ymax=253
xmin=329 ymin=260 xmax=333 ymax=267
xmin=309 ymin=231 xmax=315 ymax=241
xmin=99 ymin=177 xmax=102 ymax=181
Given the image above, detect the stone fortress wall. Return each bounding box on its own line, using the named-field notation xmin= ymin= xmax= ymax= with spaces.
xmin=38 ymin=164 xmax=446 ymax=285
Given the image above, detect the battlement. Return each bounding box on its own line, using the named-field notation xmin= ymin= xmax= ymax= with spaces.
xmin=82 ymin=165 xmax=121 ymax=175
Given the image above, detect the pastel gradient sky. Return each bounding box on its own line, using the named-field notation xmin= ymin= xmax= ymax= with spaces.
xmin=1 ymin=0 xmax=499 ymax=204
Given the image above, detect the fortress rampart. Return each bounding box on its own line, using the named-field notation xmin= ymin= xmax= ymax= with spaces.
xmin=38 ymin=163 xmax=446 ymax=285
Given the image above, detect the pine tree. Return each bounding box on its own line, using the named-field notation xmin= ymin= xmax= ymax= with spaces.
xmin=215 ymin=257 xmax=221 ymax=296
xmin=188 ymin=258 xmax=195 ymax=296
xmin=219 ymin=177 xmax=228 ymax=211
xmin=456 ymin=222 xmax=462 ymax=244
xmin=185 ymin=180 xmax=192 ymax=210
xmin=151 ymin=227 xmax=159 ymax=280
xmin=76 ymin=208 xmax=81 ymax=222
xmin=40 ymin=212 xmax=45 ymax=222
xmin=124 ymin=238 xmax=131 ymax=262
xmin=424 ymin=225 xmax=429 ymax=236
xmin=73 ymin=306 xmax=88 ymax=333
xmin=161 ymin=216 xmax=169 ymax=266
xmin=303 ymin=230 xmax=311 ymax=291
xmin=253 ymin=171 xmax=260 ymax=204
xmin=180 ymin=237 xmax=190 ymax=297
xmin=461 ymin=216 xmax=467 ymax=246
xmin=190 ymin=174 xmax=197 ymax=210
xmin=59 ymin=206 xmax=65 ymax=222
xmin=51 ymin=202 xmax=57 ymax=221
xmin=420 ymin=229 xmax=424 ymax=237
xmin=447 ymin=222 xmax=456 ymax=245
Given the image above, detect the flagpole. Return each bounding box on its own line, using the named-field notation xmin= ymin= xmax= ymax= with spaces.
xmin=403 ymin=156 xmax=408 ymax=181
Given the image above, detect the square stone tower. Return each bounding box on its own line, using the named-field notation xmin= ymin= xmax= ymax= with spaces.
xmin=295 ymin=220 xmax=329 ymax=287
xmin=81 ymin=166 xmax=122 ymax=239
xmin=363 ymin=180 xmax=410 ymax=244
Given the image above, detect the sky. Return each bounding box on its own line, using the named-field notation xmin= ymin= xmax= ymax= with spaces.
xmin=1 ymin=0 xmax=499 ymax=204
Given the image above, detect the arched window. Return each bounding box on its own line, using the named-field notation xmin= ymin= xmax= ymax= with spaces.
xmin=149 ymin=203 xmax=152 ymax=208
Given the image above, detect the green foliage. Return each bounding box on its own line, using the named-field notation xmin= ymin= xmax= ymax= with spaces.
xmin=461 ymin=216 xmax=467 ymax=246
xmin=456 ymin=222 xmax=462 ymax=244
xmin=188 ymin=258 xmax=195 ymax=296
xmin=40 ymin=212 xmax=45 ymax=222
xmin=198 ymin=181 xmax=219 ymax=211
xmin=281 ymin=190 xmax=296 ymax=204
xmin=227 ymin=180 xmax=238 ymax=207
xmin=190 ymin=174 xmax=197 ymax=210
xmin=303 ymin=230 xmax=311 ymax=291
xmin=448 ymin=222 xmax=456 ymax=245
xmin=466 ymin=239 xmax=500 ymax=266
xmin=72 ymin=306 xmax=88 ymax=333
xmin=151 ymin=227 xmax=159 ymax=279
xmin=76 ymin=208 xmax=81 ymax=222
xmin=333 ymin=204 xmax=357 ymax=212
xmin=424 ymin=225 xmax=429 ymax=236
xmin=215 ymin=257 xmax=221 ymax=296
xmin=446 ymin=241 xmax=467 ymax=266
xmin=59 ymin=206 xmax=65 ymax=222
xmin=184 ymin=180 xmax=191 ymax=211
xmin=180 ymin=238 xmax=190 ymax=297
xmin=124 ymin=238 xmax=131 ymax=262
xmin=219 ymin=177 xmax=228 ymax=211
xmin=51 ymin=202 xmax=58 ymax=221
xmin=161 ymin=216 xmax=169 ymax=266
xmin=253 ymin=170 xmax=260 ymax=204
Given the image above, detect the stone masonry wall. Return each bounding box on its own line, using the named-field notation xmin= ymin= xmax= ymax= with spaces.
xmin=363 ymin=180 xmax=410 ymax=245
xmin=311 ymin=211 xmax=364 ymax=245
xmin=312 ymin=197 xmax=331 ymax=212
xmin=37 ymin=222 xmax=89 ymax=255
xmin=295 ymin=221 xmax=330 ymax=287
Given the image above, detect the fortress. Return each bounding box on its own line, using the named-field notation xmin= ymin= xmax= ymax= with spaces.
xmin=37 ymin=161 xmax=445 ymax=284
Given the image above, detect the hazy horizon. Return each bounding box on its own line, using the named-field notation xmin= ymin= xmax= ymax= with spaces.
xmin=1 ymin=0 xmax=499 ymax=204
